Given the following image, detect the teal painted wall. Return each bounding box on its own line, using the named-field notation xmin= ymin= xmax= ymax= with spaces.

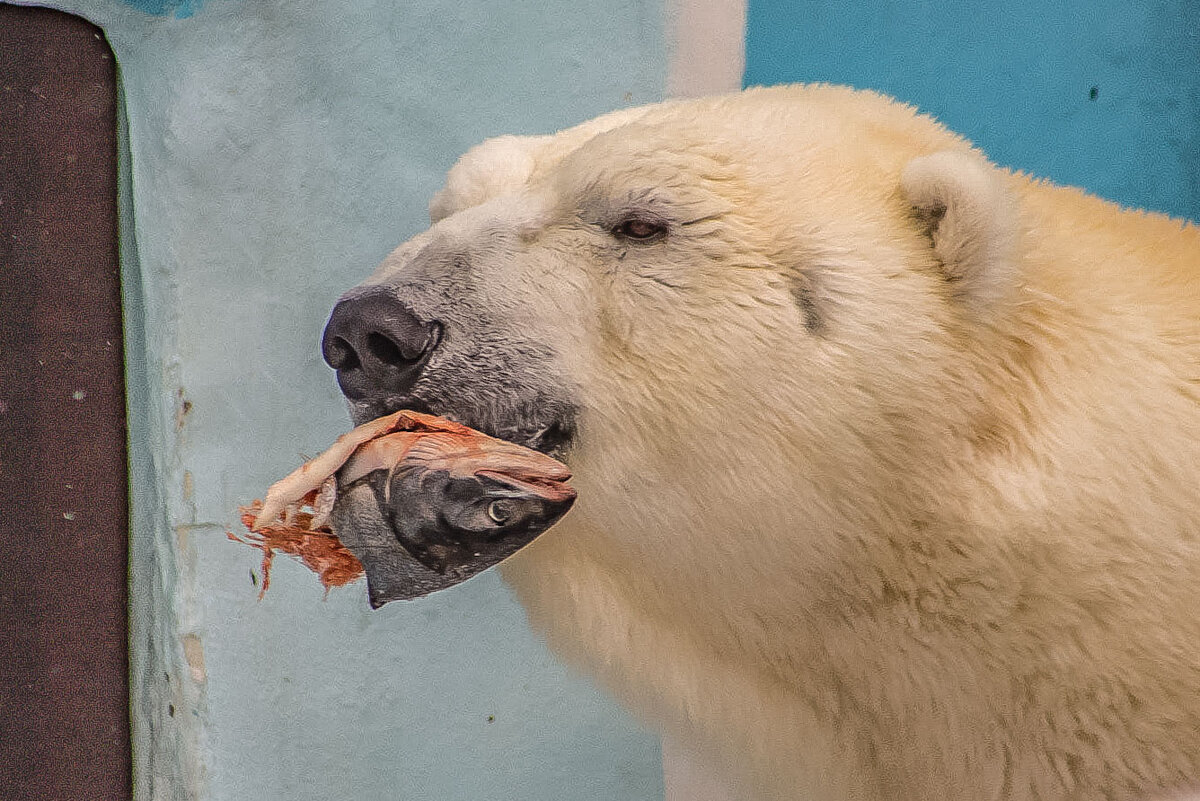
xmin=745 ymin=0 xmax=1200 ymax=222
xmin=4 ymin=0 xmax=669 ymax=798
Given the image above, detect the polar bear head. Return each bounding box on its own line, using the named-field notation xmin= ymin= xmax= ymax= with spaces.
xmin=322 ymin=84 xmax=1021 ymax=608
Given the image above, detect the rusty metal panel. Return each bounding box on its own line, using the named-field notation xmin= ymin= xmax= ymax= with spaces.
xmin=0 ymin=6 xmax=131 ymax=800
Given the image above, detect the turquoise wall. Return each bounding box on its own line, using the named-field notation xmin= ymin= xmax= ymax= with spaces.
xmin=745 ymin=0 xmax=1200 ymax=222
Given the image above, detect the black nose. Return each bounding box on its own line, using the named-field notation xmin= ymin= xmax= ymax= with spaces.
xmin=321 ymin=287 xmax=442 ymax=402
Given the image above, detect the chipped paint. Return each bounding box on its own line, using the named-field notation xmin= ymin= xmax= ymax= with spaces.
xmin=174 ymin=388 xmax=193 ymax=432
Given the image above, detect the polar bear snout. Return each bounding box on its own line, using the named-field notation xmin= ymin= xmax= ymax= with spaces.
xmin=322 ymin=285 xmax=444 ymax=404
xmin=323 ymin=231 xmax=582 ymax=457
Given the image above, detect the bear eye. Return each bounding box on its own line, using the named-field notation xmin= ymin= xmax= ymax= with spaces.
xmin=613 ymin=217 xmax=667 ymax=242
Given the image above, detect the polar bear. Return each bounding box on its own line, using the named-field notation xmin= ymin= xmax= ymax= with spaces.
xmin=320 ymin=85 xmax=1200 ymax=801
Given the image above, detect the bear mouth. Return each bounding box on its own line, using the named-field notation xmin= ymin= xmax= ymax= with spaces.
xmin=508 ymin=418 xmax=577 ymax=458
xmin=348 ymin=395 xmax=577 ymax=460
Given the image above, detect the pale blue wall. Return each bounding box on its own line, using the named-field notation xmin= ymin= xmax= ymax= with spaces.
xmin=745 ymin=0 xmax=1200 ymax=222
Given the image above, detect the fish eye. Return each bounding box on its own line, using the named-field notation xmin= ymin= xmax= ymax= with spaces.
xmin=487 ymin=499 xmax=515 ymax=525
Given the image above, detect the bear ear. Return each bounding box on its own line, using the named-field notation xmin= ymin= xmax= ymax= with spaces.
xmin=429 ymin=134 xmax=550 ymax=223
xmin=900 ymin=150 xmax=1019 ymax=313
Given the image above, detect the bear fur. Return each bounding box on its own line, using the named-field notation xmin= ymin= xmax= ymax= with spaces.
xmin=362 ymin=84 xmax=1200 ymax=800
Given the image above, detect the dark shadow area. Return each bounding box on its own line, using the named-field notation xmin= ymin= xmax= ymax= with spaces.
xmin=0 ymin=5 xmax=132 ymax=800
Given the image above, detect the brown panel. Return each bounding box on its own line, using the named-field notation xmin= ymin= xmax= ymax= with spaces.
xmin=0 ymin=6 xmax=132 ymax=801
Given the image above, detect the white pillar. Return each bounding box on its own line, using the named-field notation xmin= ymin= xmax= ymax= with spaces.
xmin=665 ymin=0 xmax=748 ymax=98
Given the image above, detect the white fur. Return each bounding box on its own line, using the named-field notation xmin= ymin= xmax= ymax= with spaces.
xmin=428 ymin=134 xmax=546 ymax=223
xmin=900 ymin=149 xmax=1019 ymax=312
xmin=411 ymin=85 xmax=1200 ymax=800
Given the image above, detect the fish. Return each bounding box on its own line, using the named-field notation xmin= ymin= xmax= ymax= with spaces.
xmin=239 ymin=410 xmax=576 ymax=605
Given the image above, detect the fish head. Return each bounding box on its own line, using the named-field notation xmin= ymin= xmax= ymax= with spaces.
xmin=331 ymin=457 xmax=575 ymax=606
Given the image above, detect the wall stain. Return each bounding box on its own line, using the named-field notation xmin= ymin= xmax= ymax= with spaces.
xmin=181 ymin=633 xmax=206 ymax=685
